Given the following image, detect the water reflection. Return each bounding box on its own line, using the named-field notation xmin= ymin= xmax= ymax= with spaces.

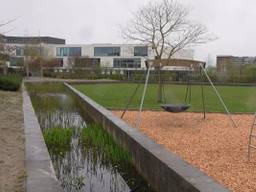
xmin=30 ymin=90 xmax=154 ymax=192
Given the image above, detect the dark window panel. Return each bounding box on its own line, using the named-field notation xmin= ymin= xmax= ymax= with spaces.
xmin=94 ymin=47 xmax=120 ymax=56
xmin=16 ymin=47 xmax=24 ymax=56
xmin=56 ymin=47 xmax=81 ymax=57
xmin=113 ymin=58 xmax=141 ymax=68
xmin=74 ymin=58 xmax=101 ymax=68
xmin=10 ymin=57 xmax=24 ymax=67
xmin=134 ymin=46 xmax=148 ymax=56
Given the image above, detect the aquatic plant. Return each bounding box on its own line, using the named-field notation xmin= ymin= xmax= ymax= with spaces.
xmin=81 ymin=124 xmax=132 ymax=165
xmin=43 ymin=127 xmax=73 ymax=156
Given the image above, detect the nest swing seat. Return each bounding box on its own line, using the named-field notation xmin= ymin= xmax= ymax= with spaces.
xmin=161 ymin=103 xmax=191 ymax=113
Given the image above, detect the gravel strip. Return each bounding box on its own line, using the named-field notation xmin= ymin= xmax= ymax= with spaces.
xmin=0 ymin=91 xmax=25 ymax=192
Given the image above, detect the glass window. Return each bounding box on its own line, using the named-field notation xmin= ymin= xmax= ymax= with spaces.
xmin=134 ymin=46 xmax=148 ymax=56
xmin=56 ymin=47 xmax=81 ymax=57
xmin=63 ymin=48 xmax=68 ymax=56
xmin=94 ymin=47 xmax=120 ymax=56
xmin=56 ymin=47 xmax=61 ymax=56
xmin=16 ymin=47 xmax=24 ymax=56
xmin=74 ymin=58 xmax=101 ymax=68
xmin=69 ymin=47 xmax=81 ymax=57
xmin=113 ymin=58 xmax=141 ymax=68
xmin=10 ymin=57 xmax=24 ymax=66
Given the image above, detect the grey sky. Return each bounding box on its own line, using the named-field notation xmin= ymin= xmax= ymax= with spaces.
xmin=1 ymin=0 xmax=256 ymax=64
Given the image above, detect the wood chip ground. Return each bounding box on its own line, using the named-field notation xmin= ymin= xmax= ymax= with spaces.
xmin=113 ymin=111 xmax=256 ymax=192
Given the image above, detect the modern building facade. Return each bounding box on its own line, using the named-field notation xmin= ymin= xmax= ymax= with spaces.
xmin=51 ymin=44 xmax=194 ymax=69
xmin=1 ymin=35 xmax=66 ymax=68
xmin=3 ymin=35 xmax=194 ymax=70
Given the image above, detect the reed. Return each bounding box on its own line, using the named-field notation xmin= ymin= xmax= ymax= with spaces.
xmin=43 ymin=127 xmax=73 ymax=156
xmin=25 ymin=82 xmax=65 ymax=94
xmin=81 ymin=124 xmax=132 ymax=165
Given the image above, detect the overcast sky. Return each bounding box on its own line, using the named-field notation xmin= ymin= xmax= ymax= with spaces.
xmin=1 ymin=0 xmax=256 ymax=65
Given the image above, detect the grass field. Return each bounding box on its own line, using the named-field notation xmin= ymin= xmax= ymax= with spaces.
xmin=74 ymin=83 xmax=256 ymax=113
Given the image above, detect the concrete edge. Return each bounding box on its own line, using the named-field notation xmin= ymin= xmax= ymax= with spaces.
xmin=65 ymin=82 xmax=230 ymax=192
xmin=23 ymin=87 xmax=63 ymax=192
xmin=24 ymin=78 xmax=120 ymax=84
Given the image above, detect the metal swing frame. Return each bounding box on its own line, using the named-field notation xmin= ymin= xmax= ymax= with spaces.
xmin=160 ymin=68 xmax=203 ymax=114
xmin=121 ymin=59 xmax=236 ymax=128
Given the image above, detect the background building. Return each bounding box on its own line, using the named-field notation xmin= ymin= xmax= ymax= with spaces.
xmin=2 ymin=35 xmax=65 ymax=69
xmin=217 ymin=55 xmax=256 ymax=73
xmin=52 ymin=43 xmax=194 ymax=69
xmin=3 ymin=35 xmax=194 ymax=71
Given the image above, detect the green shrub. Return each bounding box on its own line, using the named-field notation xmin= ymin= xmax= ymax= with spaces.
xmin=0 ymin=74 xmax=22 ymax=91
xmin=108 ymin=73 xmax=125 ymax=80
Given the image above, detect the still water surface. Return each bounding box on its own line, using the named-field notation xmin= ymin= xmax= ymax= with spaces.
xmin=30 ymin=89 xmax=154 ymax=192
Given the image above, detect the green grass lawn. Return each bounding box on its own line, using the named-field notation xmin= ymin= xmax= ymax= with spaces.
xmin=74 ymin=83 xmax=256 ymax=113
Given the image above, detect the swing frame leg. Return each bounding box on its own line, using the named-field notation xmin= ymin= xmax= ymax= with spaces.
xmin=200 ymin=67 xmax=206 ymax=119
xmin=136 ymin=66 xmax=151 ymax=128
xmin=200 ymin=64 xmax=237 ymax=128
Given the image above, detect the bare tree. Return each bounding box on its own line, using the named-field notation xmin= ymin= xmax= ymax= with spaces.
xmin=23 ymin=44 xmax=47 ymax=77
xmin=122 ymin=0 xmax=214 ymax=102
xmin=0 ymin=19 xmax=17 ymax=52
xmin=0 ymin=19 xmax=16 ymax=74
xmin=23 ymin=45 xmax=37 ymax=77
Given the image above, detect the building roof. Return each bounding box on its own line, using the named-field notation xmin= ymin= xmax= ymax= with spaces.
xmin=149 ymin=58 xmax=205 ymax=69
xmin=2 ymin=35 xmax=65 ymax=45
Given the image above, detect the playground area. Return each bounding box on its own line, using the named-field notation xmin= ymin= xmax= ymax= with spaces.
xmin=74 ymin=63 xmax=256 ymax=191
xmin=112 ymin=110 xmax=256 ymax=192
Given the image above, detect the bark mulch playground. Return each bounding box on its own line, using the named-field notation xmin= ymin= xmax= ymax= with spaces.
xmin=113 ymin=111 xmax=256 ymax=192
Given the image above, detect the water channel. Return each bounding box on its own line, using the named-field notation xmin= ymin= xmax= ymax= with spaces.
xmin=27 ymin=83 xmax=155 ymax=192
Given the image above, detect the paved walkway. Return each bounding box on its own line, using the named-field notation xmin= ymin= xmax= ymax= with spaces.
xmin=24 ymin=77 xmax=119 ymax=83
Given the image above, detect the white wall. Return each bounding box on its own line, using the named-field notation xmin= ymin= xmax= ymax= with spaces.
xmin=11 ymin=43 xmax=195 ymax=69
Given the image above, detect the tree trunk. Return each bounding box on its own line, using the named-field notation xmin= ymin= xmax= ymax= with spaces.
xmin=3 ymin=64 xmax=7 ymax=75
xmin=40 ymin=60 xmax=43 ymax=78
xmin=40 ymin=67 xmax=43 ymax=78
xmin=25 ymin=58 xmax=29 ymax=78
xmin=155 ymin=56 xmax=163 ymax=103
xmin=26 ymin=63 xmax=29 ymax=77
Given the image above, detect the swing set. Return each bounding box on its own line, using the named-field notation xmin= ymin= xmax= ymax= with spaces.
xmin=121 ymin=58 xmax=237 ymax=128
xmin=160 ymin=64 xmax=202 ymax=114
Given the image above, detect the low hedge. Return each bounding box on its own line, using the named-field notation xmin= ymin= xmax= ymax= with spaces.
xmin=0 ymin=74 xmax=23 ymax=91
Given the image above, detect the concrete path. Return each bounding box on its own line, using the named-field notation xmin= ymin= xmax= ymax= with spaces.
xmin=23 ymin=89 xmax=63 ymax=192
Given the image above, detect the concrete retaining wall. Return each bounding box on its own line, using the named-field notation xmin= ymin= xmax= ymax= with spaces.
xmin=64 ymin=83 xmax=229 ymax=192
xmin=23 ymin=89 xmax=63 ymax=192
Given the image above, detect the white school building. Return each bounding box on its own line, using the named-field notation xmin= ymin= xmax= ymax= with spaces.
xmin=3 ymin=35 xmax=194 ymax=70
